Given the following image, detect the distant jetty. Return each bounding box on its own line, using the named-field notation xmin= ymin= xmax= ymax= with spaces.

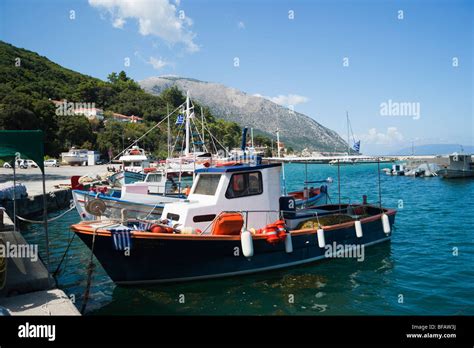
xmin=265 ymin=154 xmax=473 ymax=165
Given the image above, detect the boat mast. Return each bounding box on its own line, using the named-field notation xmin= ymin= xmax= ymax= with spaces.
xmin=276 ymin=128 xmax=280 ymax=158
xmin=201 ymin=106 xmax=205 ymax=151
xmin=346 ymin=111 xmax=350 ymax=156
xmin=185 ymin=90 xmax=190 ymax=156
xmin=251 ymin=127 xmax=254 ymax=148
xmin=167 ymin=104 xmax=170 ymax=159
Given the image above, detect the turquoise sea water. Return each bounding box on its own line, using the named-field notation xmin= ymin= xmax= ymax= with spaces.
xmin=23 ymin=163 xmax=474 ymax=315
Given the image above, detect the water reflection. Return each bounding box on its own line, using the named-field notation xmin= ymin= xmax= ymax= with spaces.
xmin=93 ymin=243 xmax=393 ymax=315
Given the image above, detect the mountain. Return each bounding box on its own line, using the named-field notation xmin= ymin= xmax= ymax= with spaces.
xmin=140 ymin=76 xmax=348 ymax=152
xmin=390 ymin=144 xmax=474 ymax=156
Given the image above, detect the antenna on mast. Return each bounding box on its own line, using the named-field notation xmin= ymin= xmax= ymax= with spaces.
xmin=184 ymin=90 xmax=190 ymax=156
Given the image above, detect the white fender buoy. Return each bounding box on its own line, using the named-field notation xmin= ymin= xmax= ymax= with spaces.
xmin=241 ymin=230 xmax=254 ymax=257
xmin=317 ymin=228 xmax=326 ymax=248
xmin=285 ymin=232 xmax=293 ymax=253
xmin=382 ymin=214 xmax=391 ymax=234
xmin=355 ymin=220 xmax=363 ymax=238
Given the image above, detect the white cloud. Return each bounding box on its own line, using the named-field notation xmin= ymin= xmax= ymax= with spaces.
xmin=238 ymin=21 xmax=245 ymax=29
xmin=358 ymin=127 xmax=404 ymax=145
xmin=112 ymin=17 xmax=125 ymax=28
xmin=89 ymin=0 xmax=199 ymax=52
xmin=148 ymin=56 xmax=168 ymax=70
xmin=253 ymin=93 xmax=309 ymax=106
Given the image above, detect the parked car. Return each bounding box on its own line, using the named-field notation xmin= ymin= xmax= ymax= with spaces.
xmin=22 ymin=160 xmax=38 ymax=168
xmin=44 ymin=159 xmax=60 ymax=167
xmin=95 ymin=159 xmax=105 ymax=165
xmin=2 ymin=160 xmax=37 ymax=169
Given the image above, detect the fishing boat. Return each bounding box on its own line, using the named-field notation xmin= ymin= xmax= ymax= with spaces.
xmin=72 ymin=171 xmax=186 ymax=221
xmin=437 ymin=153 xmax=474 ymax=178
xmin=108 ymin=146 xmax=151 ymax=186
xmin=71 ymin=162 xmax=396 ymax=284
xmin=160 ymin=91 xmax=227 ymax=173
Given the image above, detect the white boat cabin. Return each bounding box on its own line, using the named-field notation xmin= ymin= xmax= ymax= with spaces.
xmin=122 ymin=171 xmax=168 ymax=197
xmin=119 ymin=146 xmax=150 ymax=172
xmin=161 ymin=163 xmax=282 ymax=232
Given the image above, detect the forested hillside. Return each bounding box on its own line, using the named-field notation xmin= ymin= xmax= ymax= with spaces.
xmin=0 ymin=41 xmax=263 ymax=158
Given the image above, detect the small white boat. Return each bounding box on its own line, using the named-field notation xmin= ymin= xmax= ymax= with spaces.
xmin=72 ymin=171 xmax=185 ymax=221
xmin=61 ymin=148 xmax=88 ymax=165
xmin=383 ymin=163 xmax=406 ymax=176
xmin=109 ymin=146 xmax=151 ymax=186
xmin=405 ymin=163 xmax=440 ymax=177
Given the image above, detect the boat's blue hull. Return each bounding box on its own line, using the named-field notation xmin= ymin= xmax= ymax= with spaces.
xmin=295 ymin=191 xmax=328 ymax=208
xmin=75 ymin=212 xmax=395 ymax=284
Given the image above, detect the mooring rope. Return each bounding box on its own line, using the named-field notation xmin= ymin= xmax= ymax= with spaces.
xmin=80 ymin=225 xmax=99 ymax=314
xmin=80 ymin=222 xmax=115 ymax=314
xmin=52 ymin=232 xmax=76 ymax=278
xmin=15 ymin=205 xmax=76 ymax=224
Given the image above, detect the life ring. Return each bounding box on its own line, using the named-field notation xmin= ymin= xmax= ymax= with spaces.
xmin=275 ymin=220 xmax=287 ymax=241
xmin=258 ymin=220 xmax=287 ymax=244
xmin=130 ymin=149 xmax=140 ymax=155
xmin=263 ymin=224 xmax=280 ymax=244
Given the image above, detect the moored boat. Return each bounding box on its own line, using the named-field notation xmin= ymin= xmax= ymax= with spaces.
xmin=71 ymin=162 xmax=396 ymax=284
xmin=72 ymin=171 xmax=186 ymax=220
xmin=109 ymin=146 xmax=151 ymax=186
xmin=437 ymin=153 xmax=474 ymax=179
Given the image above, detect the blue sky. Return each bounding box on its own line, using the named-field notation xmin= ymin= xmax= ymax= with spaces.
xmin=1 ymin=0 xmax=472 ymax=154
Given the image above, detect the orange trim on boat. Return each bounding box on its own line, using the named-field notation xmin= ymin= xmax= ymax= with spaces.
xmin=71 ymin=209 xmax=396 ymax=241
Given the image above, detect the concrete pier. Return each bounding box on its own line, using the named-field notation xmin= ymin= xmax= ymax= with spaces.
xmin=1 ymin=188 xmax=72 ymax=219
xmin=0 ymin=289 xmax=80 ymax=315
xmin=0 ymin=163 xmax=112 ymax=218
xmin=0 ymin=205 xmax=80 ymax=315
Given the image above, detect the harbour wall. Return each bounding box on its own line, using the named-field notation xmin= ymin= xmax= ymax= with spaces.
xmin=1 ymin=189 xmax=72 ymax=219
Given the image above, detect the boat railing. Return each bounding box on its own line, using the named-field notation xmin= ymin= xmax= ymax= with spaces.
xmin=198 ymin=204 xmax=365 ymax=235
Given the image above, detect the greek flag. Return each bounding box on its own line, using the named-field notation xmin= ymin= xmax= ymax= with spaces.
xmin=111 ymin=227 xmax=132 ymax=251
xmin=176 ymin=114 xmax=184 ymax=125
xmin=353 ymin=140 xmax=360 ymax=153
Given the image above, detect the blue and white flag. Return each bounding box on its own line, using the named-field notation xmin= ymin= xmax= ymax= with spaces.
xmin=353 ymin=140 xmax=360 ymax=153
xmin=111 ymin=227 xmax=132 ymax=251
xmin=176 ymin=114 xmax=184 ymax=125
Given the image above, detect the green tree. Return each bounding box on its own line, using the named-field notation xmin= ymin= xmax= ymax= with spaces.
xmin=0 ymin=104 xmax=41 ymax=129
xmin=56 ymin=115 xmax=96 ymax=150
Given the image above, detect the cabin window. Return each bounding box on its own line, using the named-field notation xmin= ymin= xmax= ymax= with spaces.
xmin=193 ymin=174 xmax=221 ymax=195
xmin=123 ymin=161 xmax=131 ymax=167
xmin=147 ymin=174 xmax=162 ymax=182
xmin=225 ymin=171 xmax=263 ymax=199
